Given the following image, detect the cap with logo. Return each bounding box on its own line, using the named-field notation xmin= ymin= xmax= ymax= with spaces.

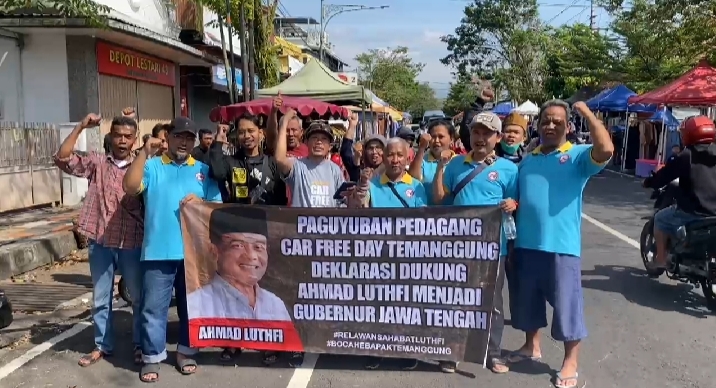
xmin=304 ymin=121 xmax=334 ymax=142
xmin=503 ymin=112 xmax=527 ymax=133
xmin=169 ymin=117 xmax=198 ymax=135
xmin=470 ymin=112 xmax=502 ymax=133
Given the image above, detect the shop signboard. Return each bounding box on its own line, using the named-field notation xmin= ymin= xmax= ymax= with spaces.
xmin=96 ymin=41 xmax=176 ymax=87
xmin=212 ymin=65 xmax=260 ymax=93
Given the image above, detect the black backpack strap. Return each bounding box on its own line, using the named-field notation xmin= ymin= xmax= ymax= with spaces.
xmin=387 ymin=182 xmax=410 ymax=207
xmin=452 ymin=163 xmax=488 ymax=197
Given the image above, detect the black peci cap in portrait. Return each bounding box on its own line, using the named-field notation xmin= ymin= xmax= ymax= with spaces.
xmin=209 ymin=206 xmax=269 ymax=244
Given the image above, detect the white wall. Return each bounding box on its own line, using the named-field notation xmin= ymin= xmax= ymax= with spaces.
xmin=93 ymin=0 xmax=174 ymax=37
xmin=21 ymin=33 xmax=70 ymax=123
xmin=0 ymin=36 xmax=21 ymax=122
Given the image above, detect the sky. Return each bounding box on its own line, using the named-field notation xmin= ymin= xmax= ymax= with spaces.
xmin=278 ymin=0 xmax=614 ymax=98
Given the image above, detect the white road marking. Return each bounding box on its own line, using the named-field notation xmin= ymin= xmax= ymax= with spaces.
xmin=286 ymin=353 xmax=319 ymax=388
xmin=581 ymin=213 xmax=640 ymax=249
xmin=0 ymin=321 xmax=91 ymax=380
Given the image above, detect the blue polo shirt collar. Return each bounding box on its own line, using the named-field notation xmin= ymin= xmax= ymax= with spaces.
xmin=532 ymin=141 xmax=573 ymax=155
xmin=379 ymin=172 xmax=413 ymax=185
xmin=160 ymin=153 xmax=196 ymax=166
xmin=464 ymin=151 xmax=495 ymax=164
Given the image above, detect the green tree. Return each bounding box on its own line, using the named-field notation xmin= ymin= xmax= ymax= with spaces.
xmin=543 ymin=23 xmax=621 ymax=98
xmin=355 ymin=46 xmax=439 ymax=115
xmin=440 ymin=0 xmax=549 ymax=102
xmin=442 ymin=72 xmax=477 ymax=116
xmin=195 ymin=0 xmax=280 ymax=90
xmin=2 ymin=0 xmax=109 ymax=26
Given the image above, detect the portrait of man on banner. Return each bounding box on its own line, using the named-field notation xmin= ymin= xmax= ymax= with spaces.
xmin=186 ymin=207 xmax=291 ymax=321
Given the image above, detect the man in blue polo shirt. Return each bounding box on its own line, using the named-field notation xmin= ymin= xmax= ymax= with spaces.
xmin=508 ymin=100 xmax=613 ymax=388
xmin=123 ymin=117 xmax=222 ymax=383
xmin=351 ymin=137 xmax=426 ymax=370
xmin=433 ymin=111 xmax=518 ymax=375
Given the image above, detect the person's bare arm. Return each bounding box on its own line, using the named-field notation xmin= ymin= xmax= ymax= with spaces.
xmin=408 ymin=133 xmax=430 ymax=180
xmin=573 ymin=101 xmax=613 ymax=163
xmin=275 ymin=108 xmax=296 ymax=176
xmin=57 ymin=114 xmax=100 ymax=160
xmin=265 ymin=92 xmax=283 ymax=153
xmin=432 ymin=150 xmax=453 ymax=204
xmin=123 ymin=137 xmax=162 ymax=194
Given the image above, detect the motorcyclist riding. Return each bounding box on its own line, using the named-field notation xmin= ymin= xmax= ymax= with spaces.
xmin=643 ymin=115 xmax=716 ymax=272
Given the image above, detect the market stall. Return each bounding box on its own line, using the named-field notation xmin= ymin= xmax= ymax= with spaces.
xmin=493 ymin=101 xmax=516 ymax=117
xmin=256 ymin=59 xmax=371 ymax=106
xmin=628 ymin=60 xmax=716 ymax=172
xmin=513 ymin=100 xmax=539 ymax=116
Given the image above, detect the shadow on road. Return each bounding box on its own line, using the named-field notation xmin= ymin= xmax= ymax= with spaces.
xmin=52 ymin=273 xmax=92 ymax=287
xmin=584 ymin=173 xmax=652 ymax=215
xmin=582 ymin=265 xmax=712 ymax=318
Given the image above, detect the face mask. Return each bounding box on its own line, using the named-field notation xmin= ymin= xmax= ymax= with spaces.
xmin=500 ymin=140 xmax=520 ymax=154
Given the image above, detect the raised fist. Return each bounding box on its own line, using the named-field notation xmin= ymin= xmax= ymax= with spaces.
xmin=143 ymin=137 xmax=163 ymax=155
xmin=81 ymin=113 xmax=101 ymax=129
xmin=418 ymin=133 xmax=431 ymax=149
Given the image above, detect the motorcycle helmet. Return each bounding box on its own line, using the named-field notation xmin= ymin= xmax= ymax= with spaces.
xmin=680 ymin=115 xmax=716 ymax=146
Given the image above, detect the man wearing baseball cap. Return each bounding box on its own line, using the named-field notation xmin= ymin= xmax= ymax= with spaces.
xmin=123 ymin=116 xmax=223 ymax=382
xmin=432 ymin=111 xmax=518 ymax=375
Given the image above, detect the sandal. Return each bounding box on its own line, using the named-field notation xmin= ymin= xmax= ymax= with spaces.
xmin=139 ymin=363 xmax=160 ymax=383
xmin=554 ymin=371 xmax=579 ymax=388
xmin=78 ymin=349 xmax=108 ymax=367
xmin=176 ymin=357 xmax=198 ymax=375
xmin=134 ymin=346 xmax=143 ymax=365
xmin=220 ymin=348 xmax=241 ymax=362
xmin=262 ymin=351 xmax=279 ymax=366
xmin=489 ymin=357 xmax=509 ymax=374
xmin=506 ymin=350 xmax=542 ymax=363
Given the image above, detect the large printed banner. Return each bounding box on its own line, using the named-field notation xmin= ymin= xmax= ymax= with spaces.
xmin=181 ymin=204 xmax=501 ymax=363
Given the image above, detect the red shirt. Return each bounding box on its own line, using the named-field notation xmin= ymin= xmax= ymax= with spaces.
xmin=54 ymin=152 xmax=143 ymax=249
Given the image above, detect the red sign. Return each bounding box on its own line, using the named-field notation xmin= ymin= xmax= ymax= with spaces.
xmin=96 ymin=41 xmax=176 ymax=87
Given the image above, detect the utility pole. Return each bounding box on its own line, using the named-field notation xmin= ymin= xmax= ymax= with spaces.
xmin=319 ymin=2 xmax=389 ymax=63
xmin=589 ymin=0 xmax=597 ymax=31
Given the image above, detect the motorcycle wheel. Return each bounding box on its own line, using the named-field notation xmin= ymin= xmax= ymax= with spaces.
xmin=118 ymin=277 xmax=132 ymax=307
xmin=640 ymin=220 xmax=665 ymax=277
xmin=699 ymin=278 xmax=716 ymax=312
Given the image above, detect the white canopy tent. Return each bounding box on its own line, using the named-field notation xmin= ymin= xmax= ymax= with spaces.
xmin=514 ymin=100 xmax=539 ymax=115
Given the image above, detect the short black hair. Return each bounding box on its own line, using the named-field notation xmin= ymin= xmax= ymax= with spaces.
xmin=198 ymin=128 xmax=213 ymax=138
xmin=151 ymin=123 xmax=170 ymax=138
xmin=142 ymin=134 xmax=151 ymax=144
xmin=110 ymin=116 xmax=138 ymax=132
xmin=237 ymin=112 xmax=262 ymax=128
xmin=209 ymin=206 xmax=268 ymax=244
xmin=427 ymin=119 xmax=457 ymax=139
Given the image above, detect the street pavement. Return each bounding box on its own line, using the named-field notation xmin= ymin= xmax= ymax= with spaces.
xmin=1 ymin=170 xmax=715 ymax=388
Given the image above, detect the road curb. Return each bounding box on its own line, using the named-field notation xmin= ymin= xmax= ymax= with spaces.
xmin=0 ymin=230 xmax=78 ymax=281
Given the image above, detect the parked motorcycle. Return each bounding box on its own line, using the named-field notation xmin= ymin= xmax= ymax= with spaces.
xmin=640 ymin=178 xmax=716 ymax=311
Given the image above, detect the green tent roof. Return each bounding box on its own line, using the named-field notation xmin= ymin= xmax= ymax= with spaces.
xmin=257 ymin=59 xmax=370 ymax=105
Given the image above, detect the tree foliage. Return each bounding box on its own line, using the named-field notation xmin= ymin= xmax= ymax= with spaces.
xmin=442 ymin=72 xmax=477 ymax=116
xmin=194 ymin=0 xmax=280 ymax=89
xmin=355 ymin=46 xmax=440 ymax=118
xmin=543 ymin=23 xmax=621 ymax=98
xmin=440 ymin=0 xmax=549 ymax=103
xmin=2 ymin=0 xmax=110 ymax=26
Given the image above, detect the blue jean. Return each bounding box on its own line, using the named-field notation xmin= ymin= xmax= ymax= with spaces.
xmin=139 ymin=260 xmax=196 ymax=364
xmin=88 ymin=241 xmax=142 ymax=354
xmin=654 ymin=205 xmax=701 ymax=237
xmin=511 ymin=248 xmax=587 ymax=342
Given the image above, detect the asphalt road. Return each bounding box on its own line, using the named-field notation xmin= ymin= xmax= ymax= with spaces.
xmin=2 ymin=170 xmax=715 ymax=388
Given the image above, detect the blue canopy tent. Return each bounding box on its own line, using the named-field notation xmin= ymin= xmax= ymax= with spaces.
xmin=649 ymin=108 xmax=681 ymax=160
xmin=648 ymin=109 xmax=680 ymax=128
xmin=492 ymin=101 xmax=515 ymax=116
xmin=586 ymin=84 xmax=658 ymax=112
xmin=585 ymin=87 xmax=615 ymax=110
